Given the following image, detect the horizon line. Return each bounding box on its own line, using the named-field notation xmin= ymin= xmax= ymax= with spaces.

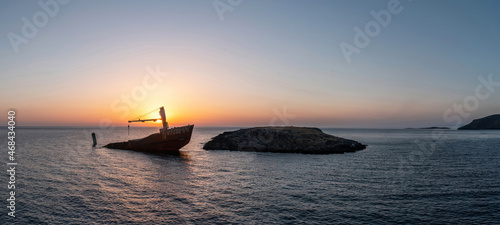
xmin=2 ymin=125 xmax=459 ymax=130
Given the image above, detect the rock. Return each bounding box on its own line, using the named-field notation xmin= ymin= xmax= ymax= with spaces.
xmin=458 ymin=114 xmax=500 ymax=130
xmin=406 ymin=127 xmax=450 ymax=130
xmin=203 ymin=127 xmax=367 ymax=154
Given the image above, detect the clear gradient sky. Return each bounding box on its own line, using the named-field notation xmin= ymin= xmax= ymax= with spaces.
xmin=1 ymin=0 xmax=499 ymax=128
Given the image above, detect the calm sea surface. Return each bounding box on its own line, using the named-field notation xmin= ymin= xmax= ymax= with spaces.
xmin=1 ymin=127 xmax=499 ymax=224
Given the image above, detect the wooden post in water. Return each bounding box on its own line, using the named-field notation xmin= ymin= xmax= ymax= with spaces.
xmin=91 ymin=132 xmax=97 ymax=147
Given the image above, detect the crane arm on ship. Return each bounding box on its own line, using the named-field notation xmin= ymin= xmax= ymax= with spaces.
xmin=128 ymin=118 xmax=162 ymax=123
xmin=127 ymin=107 xmax=169 ymax=133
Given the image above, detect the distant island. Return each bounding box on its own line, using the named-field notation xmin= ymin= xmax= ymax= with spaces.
xmin=203 ymin=127 xmax=366 ymax=154
xmin=405 ymin=127 xmax=450 ymax=130
xmin=458 ymin=114 xmax=500 ymax=130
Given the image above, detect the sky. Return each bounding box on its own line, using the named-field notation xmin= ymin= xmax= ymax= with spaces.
xmin=1 ymin=0 xmax=499 ymax=128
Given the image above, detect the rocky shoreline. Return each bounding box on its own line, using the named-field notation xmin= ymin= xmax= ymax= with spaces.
xmin=203 ymin=127 xmax=367 ymax=154
xmin=459 ymin=114 xmax=500 ymax=130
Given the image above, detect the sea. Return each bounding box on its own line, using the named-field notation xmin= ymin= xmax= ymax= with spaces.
xmin=1 ymin=127 xmax=499 ymax=224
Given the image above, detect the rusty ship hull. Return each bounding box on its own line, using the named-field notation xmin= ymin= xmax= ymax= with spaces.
xmin=105 ymin=125 xmax=194 ymax=153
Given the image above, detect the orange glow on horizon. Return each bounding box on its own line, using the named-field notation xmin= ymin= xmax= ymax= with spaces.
xmin=3 ymin=59 xmax=457 ymax=128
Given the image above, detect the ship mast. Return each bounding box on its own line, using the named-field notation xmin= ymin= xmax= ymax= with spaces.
xmin=159 ymin=106 xmax=169 ymax=132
